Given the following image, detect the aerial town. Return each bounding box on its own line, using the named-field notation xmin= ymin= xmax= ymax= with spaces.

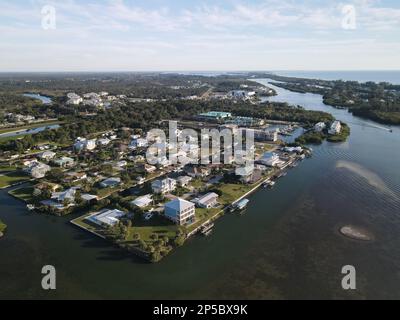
xmin=0 ymin=83 xmax=346 ymax=262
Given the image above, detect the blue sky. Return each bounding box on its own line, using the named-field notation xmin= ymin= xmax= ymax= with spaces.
xmin=1 ymin=0 xmax=400 ymax=71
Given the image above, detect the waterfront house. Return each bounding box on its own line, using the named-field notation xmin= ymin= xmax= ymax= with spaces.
xmin=329 ymin=121 xmax=342 ymax=135
xmin=314 ymin=122 xmax=326 ymax=132
xmin=100 ymin=177 xmax=122 ymax=188
xmin=195 ymin=192 xmax=219 ymax=209
xmin=131 ymin=194 xmax=153 ymax=208
xmin=151 ymin=178 xmax=176 ymax=194
xmin=235 ymin=165 xmax=255 ymax=184
xmin=51 ymin=188 xmax=76 ymax=204
xmin=164 ymin=198 xmax=195 ymax=226
xmin=87 ymin=209 xmax=126 ymax=227
xmin=33 ymin=182 xmax=61 ymax=196
xmin=259 ymin=152 xmax=281 ymax=167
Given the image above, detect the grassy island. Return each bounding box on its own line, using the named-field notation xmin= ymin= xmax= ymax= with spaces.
xmin=296 ymin=122 xmax=350 ymax=145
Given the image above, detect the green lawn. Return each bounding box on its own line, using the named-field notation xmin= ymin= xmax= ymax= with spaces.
xmin=216 ymin=183 xmax=256 ymax=206
xmin=8 ymin=186 xmax=35 ymax=203
xmin=0 ymin=171 xmax=30 ymax=188
xmin=72 ymin=211 xmax=178 ymax=244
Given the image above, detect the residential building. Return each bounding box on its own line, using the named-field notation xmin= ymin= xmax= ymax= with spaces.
xmin=100 ymin=177 xmax=122 ymax=188
xmin=87 ymin=209 xmax=126 ymax=227
xmin=151 ymin=178 xmax=176 ymax=194
xmin=80 ymin=194 xmax=98 ymax=203
xmin=39 ymin=151 xmax=56 ymax=161
xmin=131 ymin=194 xmax=153 ymax=208
xmin=177 ymin=176 xmax=192 ymax=187
xmin=314 ymin=122 xmax=326 ymax=132
xmin=196 ymin=192 xmax=219 ymax=209
xmin=51 ymin=188 xmax=76 ymax=204
xmin=164 ymin=198 xmax=195 ymax=226
xmin=24 ymin=162 xmax=51 ymax=178
xmin=259 ymin=152 xmax=281 ymax=167
xmin=53 ymin=156 xmax=75 ymax=168
xmin=329 ymin=121 xmax=342 ymax=135
xmin=235 ymin=165 xmax=255 ymax=183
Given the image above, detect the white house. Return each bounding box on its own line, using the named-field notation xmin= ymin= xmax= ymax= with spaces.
xmin=131 ymin=194 xmax=153 ymax=208
xmin=87 ymin=209 xmax=126 ymax=227
xmin=151 ymin=178 xmax=176 ymax=194
xmin=259 ymin=152 xmax=281 ymax=167
xmin=51 ymin=188 xmax=76 ymax=203
xmin=164 ymin=198 xmax=195 ymax=226
xmin=196 ymin=192 xmax=219 ymax=209
xmin=314 ymin=122 xmax=326 ymax=132
xmin=24 ymin=162 xmax=51 ymax=179
xmin=329 ymin=121 xmax=342 ymax=135
xmin=39 ymin=151 xmax=56 ymax=161
xmin=66 ymin=93 xmax=83 ymax=105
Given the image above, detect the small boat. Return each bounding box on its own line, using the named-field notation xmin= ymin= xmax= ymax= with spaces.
xmin=26 ymin=204 xmax=35 ymax=211
xmin=267 ymin=181 xmax=276 ymax=189
xmin=231 ymin=198 xmax=250 ymax=212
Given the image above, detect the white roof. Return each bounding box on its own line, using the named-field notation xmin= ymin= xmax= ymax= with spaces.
xmin=87 ymin=209 xmax=126 ymax=227
xmin=81 ymin=194 xmax=98 ymax=201
xmin=165 ymin=198 xmax=194 ymax=212
xmin=131 ymin=194 xmax=153 ymax=208
xmin=198 ymin=192 xmax=219 ymax=205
